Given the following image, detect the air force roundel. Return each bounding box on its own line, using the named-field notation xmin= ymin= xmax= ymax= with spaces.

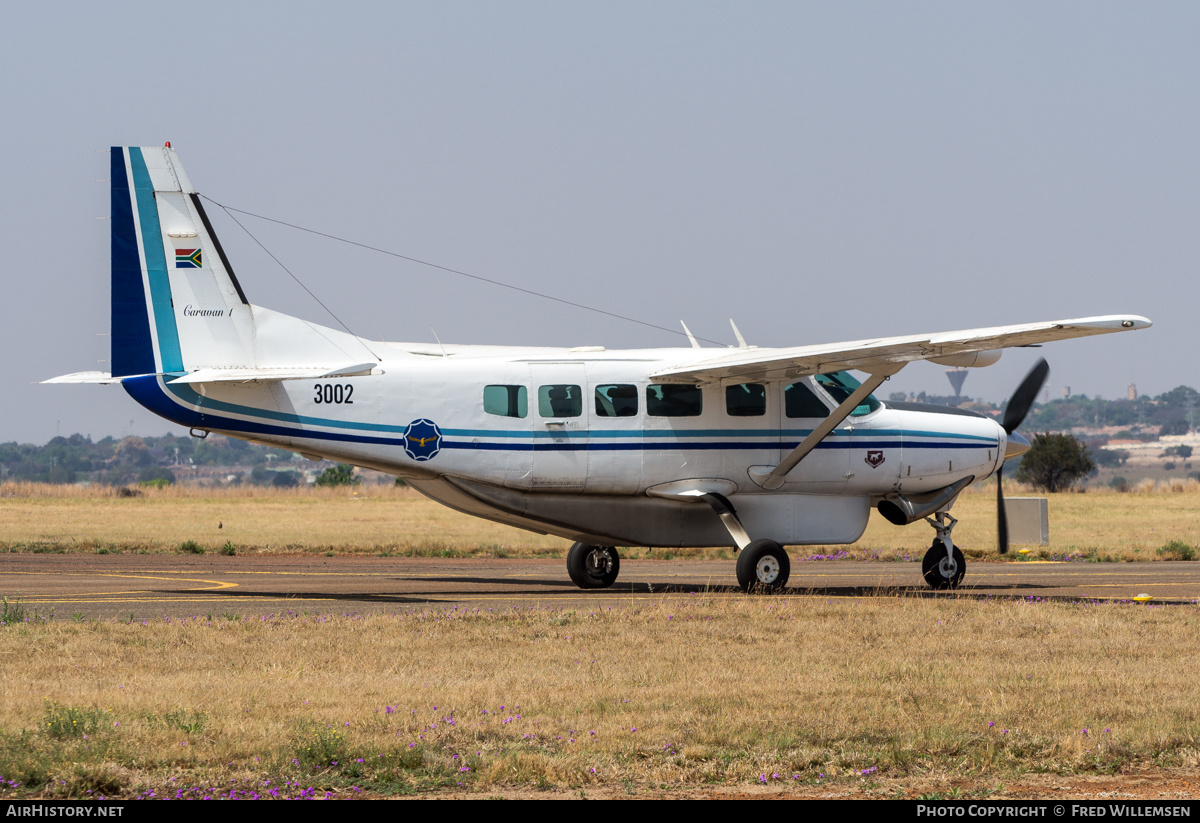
xmin=403 ymin=419 xmax=443 ymax=461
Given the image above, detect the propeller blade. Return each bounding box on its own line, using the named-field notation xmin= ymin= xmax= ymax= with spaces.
xmin=1002 ymin=358 xmax=1049 ymax=435
xmin=997 ymin=464 xmax=1008 ymax=555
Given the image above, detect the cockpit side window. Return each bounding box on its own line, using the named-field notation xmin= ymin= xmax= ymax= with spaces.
xmin=815 ymin=371 xmax=881 ymax=416
xmin=784 ymin=381 xmax=830 ymax=418
xmin=726 ymin=383 xmax=766 ymax=417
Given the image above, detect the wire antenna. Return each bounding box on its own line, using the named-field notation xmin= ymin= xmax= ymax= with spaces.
xmin=211 ymin=203 xmax=382 ymax=362
xmin=202 ymin=196 xmax=725 ymax=347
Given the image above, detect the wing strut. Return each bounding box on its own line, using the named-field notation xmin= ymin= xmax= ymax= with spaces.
xmin=749 ymin=367 xmax=901 ymax=491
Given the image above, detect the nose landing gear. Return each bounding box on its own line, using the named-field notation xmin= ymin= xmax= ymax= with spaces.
xmin=922 ymin=511 xmax=965 ymax=589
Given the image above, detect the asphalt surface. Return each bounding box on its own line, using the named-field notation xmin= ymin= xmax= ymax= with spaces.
xmin=2 ymin=555 xmax=1198 ymax=620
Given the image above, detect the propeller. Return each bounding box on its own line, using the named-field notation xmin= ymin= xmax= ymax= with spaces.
xmin=997 ymin=358 xmax=1049 ymax=554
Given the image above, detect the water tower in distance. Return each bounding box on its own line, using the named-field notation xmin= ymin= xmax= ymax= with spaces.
xmin=945 ymin=368 xmax=969 ymax=402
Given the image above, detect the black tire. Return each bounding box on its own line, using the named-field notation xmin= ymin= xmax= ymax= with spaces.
xmin=922 ymin=540 xmax=966 ymax=589
xmin=735 ymin=539 xmax=790 ymax=593
xmin=566 ymin=542 xmax=620 ymax=589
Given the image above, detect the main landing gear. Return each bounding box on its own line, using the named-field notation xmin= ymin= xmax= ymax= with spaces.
xmin=922 ymin=511 xmax=965 ymax=589
xmin=735 ymin=539 xmax=791 ymax=592
xmin=566 ymin=542 xmax=621 ymax=589
xmin=563 ymin=495 xmax=791 ymax=594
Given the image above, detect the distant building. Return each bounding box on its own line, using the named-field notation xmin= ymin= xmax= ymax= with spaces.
xmin=1127 ymin=383 xmax=1137 ymax=401
xmin=1062 ymin=386 xmax=1071 ymax=398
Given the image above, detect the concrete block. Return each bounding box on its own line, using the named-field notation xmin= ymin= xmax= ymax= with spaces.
xmin=1006 ymin=497 xmax=1049 ymax=546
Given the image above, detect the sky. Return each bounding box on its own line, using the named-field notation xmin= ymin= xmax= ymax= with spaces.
xmin=2 ymin=1 xmax=1195 ymax=444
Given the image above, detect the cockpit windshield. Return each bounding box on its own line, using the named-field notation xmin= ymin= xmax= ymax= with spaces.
xmin=815 ymin=371 xmax=881 ymax=416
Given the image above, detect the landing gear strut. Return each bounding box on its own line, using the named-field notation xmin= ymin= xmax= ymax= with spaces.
xmin=566 ymin=542 xmax=621 ymax=589
xmin=922 ymin=511 xmax=965 ymax=589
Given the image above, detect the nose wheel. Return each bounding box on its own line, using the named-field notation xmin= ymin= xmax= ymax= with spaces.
xmin=921 ymin=511 xmax=966 ymax=589
xmin=922 ymin=540 xmax=965 ymax=589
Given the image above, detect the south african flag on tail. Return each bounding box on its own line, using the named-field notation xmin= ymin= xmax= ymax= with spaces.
xmin=175 ymin=248 xmax=202 ymax=268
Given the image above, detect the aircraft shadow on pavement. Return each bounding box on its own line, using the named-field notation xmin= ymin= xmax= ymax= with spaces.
xmin=398 ymin=576 xmax=575 ymax=588
xmin=159 ymin=581 xmax=1191 ymax=607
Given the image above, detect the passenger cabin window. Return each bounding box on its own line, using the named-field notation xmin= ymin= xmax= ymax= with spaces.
xmin=785 ymin=381 xmax=830 ymax=418
xmin=726 ymin=383 xmax=766 ymax=417
xmin=647 ymin=384 xmax=703 ymax=417
xmin=816 ymin=371 xmax=881 ymax=416
xmin=595 ymin=384 xmax=638 ymax=418
xmin=483 ymin=385 xmax=528 ymax=418
xmin=538 ymin=384 xmax=583 ymax=418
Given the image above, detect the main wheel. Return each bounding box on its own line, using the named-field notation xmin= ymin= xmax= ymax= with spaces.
xmin=566 ymin=542 xmax=621 ymax=589
xmin=736 ymin=539 xmax=790 ymax=593
xmin=922 ymin=540 xmax=965 ymax=589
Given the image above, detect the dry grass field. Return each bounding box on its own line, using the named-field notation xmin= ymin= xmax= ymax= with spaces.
xmin=2 ymin=597 xmax=1200 ymax=800
xmin=2 ymin=480 xmax=1200 ymax=561
xmin=2 ymin=482 xmax=1200 ymax=799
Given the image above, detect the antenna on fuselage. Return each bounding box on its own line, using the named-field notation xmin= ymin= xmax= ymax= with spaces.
xmin=729 ymin=319 xmax=750 ymax=349
xmin=680 ymin=321 xmax=701 ymax=349
xmin=430 ymin=327 xmax=448 ymax=357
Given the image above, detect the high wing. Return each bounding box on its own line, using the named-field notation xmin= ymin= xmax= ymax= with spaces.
xmin=651 ymin=315 xmax=1151 ymax=383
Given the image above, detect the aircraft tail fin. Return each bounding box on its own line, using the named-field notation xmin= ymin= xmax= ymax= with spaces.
xmin=110 ymin=146 xmax=253 ymax=377
xmin=109 ymin=146 xmax=375 ymax=379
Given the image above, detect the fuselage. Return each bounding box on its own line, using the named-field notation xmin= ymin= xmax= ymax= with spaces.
xmin=123 ymin=341 xmax=1006 ymax=548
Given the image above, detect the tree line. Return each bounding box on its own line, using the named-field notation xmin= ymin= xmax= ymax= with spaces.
xmin=0 ymin=433 xmax=305 ymax=486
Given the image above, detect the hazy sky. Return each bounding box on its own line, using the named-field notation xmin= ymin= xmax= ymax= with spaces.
xmin=3 ymin=1 xmax=1194 ymax=444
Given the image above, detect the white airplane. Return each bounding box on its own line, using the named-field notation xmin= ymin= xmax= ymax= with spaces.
xmin=48 ymin=146 xmax=1151 ymax=592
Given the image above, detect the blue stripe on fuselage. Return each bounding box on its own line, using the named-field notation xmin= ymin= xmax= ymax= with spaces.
xmin=124 ymin=376 xmax=997 ymax=454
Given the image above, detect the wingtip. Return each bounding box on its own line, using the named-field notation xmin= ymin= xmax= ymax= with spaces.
xmin=1061 ymin=314 xmax=1152 ymax=331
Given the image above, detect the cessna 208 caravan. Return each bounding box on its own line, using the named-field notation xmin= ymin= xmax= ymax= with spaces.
xmin=48 ymin=146 xmax=1151 ymax=591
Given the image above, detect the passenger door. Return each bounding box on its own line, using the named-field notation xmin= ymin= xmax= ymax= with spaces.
xmin=530 ymin=363 xmax=589 ymax=490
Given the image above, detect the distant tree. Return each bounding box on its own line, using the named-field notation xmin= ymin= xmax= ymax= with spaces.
xmin=316 ymin=464 xmax=361 ymax=487
xmin=1160 ymin=419 xmax=1190 ymax=437
xmin=1093 ymin=448 xmax=1129 ymax=468
xmin=114 ymin=437 xmax=153 ymax=467
xmin=137 ymin=466 xmax=176 ymax=486
xmin=1015 ymin=433 xmax=1096 ymax=493
xmin=1156 ymin=386 xmax=1200 ymax=408
xmin=272 ymin=470 xmax=301 ymax=488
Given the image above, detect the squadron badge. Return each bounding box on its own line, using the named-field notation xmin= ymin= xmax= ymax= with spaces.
xmin=403 ymin=419 xmax=443 ymax=461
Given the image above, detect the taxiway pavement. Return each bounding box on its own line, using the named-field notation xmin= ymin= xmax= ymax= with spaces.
xmin=2 ymin=555 xmax=1196 ymax=620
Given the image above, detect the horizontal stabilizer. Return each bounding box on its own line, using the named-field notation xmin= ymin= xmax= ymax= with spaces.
xmin=41 ymin=371 xmax=123 ymax=385
xmin=44 ymin=363 xmax=379 ymax=386
xmin=167 ymin=363 xmax=380 ymax=385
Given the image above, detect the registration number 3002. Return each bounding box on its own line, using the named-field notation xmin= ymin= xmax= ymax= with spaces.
xmin=314 ymin=383 xmax=354 ymax=404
